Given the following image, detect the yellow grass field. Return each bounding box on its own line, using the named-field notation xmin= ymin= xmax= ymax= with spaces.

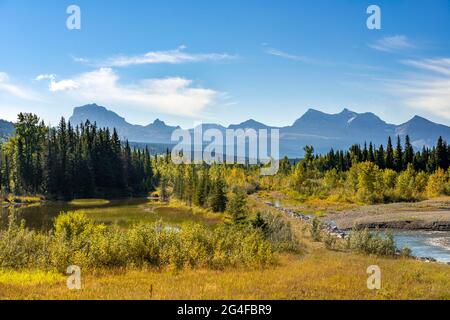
xmin=1 ymin=250 xmax=450 ymax=300
xmin=1 ymin=212 xmax=449 ymax=300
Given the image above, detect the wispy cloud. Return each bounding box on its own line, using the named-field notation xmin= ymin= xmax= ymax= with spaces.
xmin=385 ymin=58 xmax=450 ymax=119
xmin=36 ymin=74 xmax=79 ymax=91
xmin=402 ymin=58 xmax=450 ymax=76
xmin=0 ymin=72 xmax=41 ymax=101
xmin=265 ymin=48 xmax=316 ymax=63
xmin=88 ymin=46 xmax=235 ymax=67
xmin=369 ymin=35 xmax=415 ymax=53
xmin=70 ymin=55 xmax=89 ymax=64
xmin=36 ymin=68 xmax=222 ymax=117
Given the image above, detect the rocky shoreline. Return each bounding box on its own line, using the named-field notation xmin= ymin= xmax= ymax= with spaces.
xmin=350 ymin=220 xmax=450 ymax=231
xmin=263 ymin=201 xmax=349 ymax=238
xmin=263 ymin=200 xmax=450 ymax=266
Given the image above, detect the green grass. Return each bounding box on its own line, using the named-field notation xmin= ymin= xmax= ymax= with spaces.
xmin=0 ymin=270 xmax=63 ymax=286
xmin=69 ymin=199 xmax=110 ymax=206
xmin=2 ymin=196 xmax=43 ymax=205
xmin=80 ymin=200 xmax=222 ymax=228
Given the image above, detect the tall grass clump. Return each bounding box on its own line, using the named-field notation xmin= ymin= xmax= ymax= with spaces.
xmin=310 ymin=216 xmax=322 ymax=241
xmin=0 ymin=216 xmax=50 ymax=269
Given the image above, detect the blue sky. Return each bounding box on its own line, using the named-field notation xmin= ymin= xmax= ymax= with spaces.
xmin=0 ymin=0 xmax=449 ymax=128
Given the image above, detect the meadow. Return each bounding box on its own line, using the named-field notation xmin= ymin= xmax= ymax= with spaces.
xmin=1 ymin=197 xmax=449 ymax=300
xmin=2 ymin=232 xmax=450 ymax=300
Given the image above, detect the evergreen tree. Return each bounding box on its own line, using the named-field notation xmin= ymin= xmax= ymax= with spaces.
xmin=209 ymin=176 xmax=227 ymax=212
xmin=160 ymin=176 xmax=169 ymax=202
xmin=362 ymin=142 xmax=368 ymax=162
xmin=436 ymin=136 xmax=448 ymax=170
xmin=3 ymin=115 xmax=154 ymax=199
xmin=385 ymin=137 xmax=394 ymax=170
xmin=226 ymin=188 xmax=248 ymax=225
xmin=368 ymin=143 xmax=375 ymax=163
xmin=143 ymin=147 xmax=154 ymax=191
xmin=427 ymin=147 xmax=437 ymax=172
xmin=279 ymin=156 xmax=291 ymax=175
xmin=14 ymin=113 xmax=47 ymax=193
xmin=251 ymin=212 xmax=268 ymax=233
xmin=403 ymin=135 xmax=414 ymax=167
xmin=375 ymin=145 xmax=385 ymax=169
xmin=194 ymin=168 xmax=209 ymax=207
xmin=394 ymin=136 xmax=403 ymax=172
xmin=0 ymin=150 xmax=11 ymax=193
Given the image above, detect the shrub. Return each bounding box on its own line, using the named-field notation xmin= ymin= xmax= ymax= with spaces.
xmin=395 ymin=165 xmax=416 ymax=201
xmin=348 ymin=228 xmax=396 ymax=256
xmin=0 ymin=215 xmax=50 ymax=269
xmin=413 ymin=172 xmax=429 ymax=198
xmin=258 ymin=210 xmax=298 ymax=252
xmin=211 ymin=226 xmax=273 ymax=268
xmin=50 ymin=211 xmax=107 ymax=271
xmin=426 ymin=169 xmax=446 ymax=198
xmin=400 ymin=246 xmax=412 ymax=257
xmin=355 ymin=162 xmax=384 ymax=204
xmin=323 ymin=232 xmax=336 ymax=250
xmin=0 ymin=211 xmax=275 ymax=272
xmin=310 ymin=216 xmax=322 ymax=241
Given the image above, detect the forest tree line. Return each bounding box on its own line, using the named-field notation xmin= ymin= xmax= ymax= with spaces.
xmin=266 ymin=135 xmax=450 ymax=204
xmin=0 ymin=113 xmax=154 ymax=199
xmin=288 ymin=135 xmax=450 ymax=175
xmin=160 ymin=134 xmax=450 ymax=207
xmin=1 ymin=112 xmax=450 ymax=206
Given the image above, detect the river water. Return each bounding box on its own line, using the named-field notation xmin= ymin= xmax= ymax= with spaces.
xmin=269 ymin=199 xmax=450 ymax=263
xmin=391 ymin=230 xmax=450 ymax=263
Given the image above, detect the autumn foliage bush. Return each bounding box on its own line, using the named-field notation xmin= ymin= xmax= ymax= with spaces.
xmin=0 ymin=211 xmax=274 ymax=272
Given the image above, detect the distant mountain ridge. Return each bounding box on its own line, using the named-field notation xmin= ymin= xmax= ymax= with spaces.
xmin=69 ymin=104 xmax=180 ymax=144
xmin=0 ymin=119 xmax=14 ymax=141
xmin=31 ymin=103 xmax=450 ymax=157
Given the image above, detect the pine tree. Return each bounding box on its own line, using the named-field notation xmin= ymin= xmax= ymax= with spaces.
xmin=111 ymin=129 xmax=126 ymax=190
xmin=376 ymin=145 xmax=385 ymax=169
xmin=362 ymin=142 xmax=368 ymax=162
xmin=209 ymin=176 xmax=227 ymax=212
xmin=394 ymin=136 xmax=403 ymax=172
xmin=226 ymin=189 xmax=248 ymax=225
xmin=427 ymin=147 xmax=437 ymax=172
xmin=160 ymin=176 xmax=169 ymax=202
xmin=403 ymin=135 xmax=414 ymax=167
xmin=436 ymin=136 xmax=448 ymax=170
xmin=279 ymin=156 xmax=291 ymax=174
xmin=143 ymin=147 xmax=154 ymax=192
xmin=251 ymin=212 xmax=268 ymax=233
xmin=385 ymin=137 xmax=394 ymax=170
xmin=0 ymin=151 xmax=11 ymax=193
xmin=194 ymin=168 xmax=209 ymax=207
xmin=368 ymin=143 xmax=375 ymax=163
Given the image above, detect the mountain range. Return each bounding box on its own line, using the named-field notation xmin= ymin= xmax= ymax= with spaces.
xmin=2 ymin=103 xmax=450 ymax=158
xmin=69 ymin=104 xmax=450 ymax=157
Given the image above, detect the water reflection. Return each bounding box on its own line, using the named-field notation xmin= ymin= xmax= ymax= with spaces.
xmin=0 ymin=198 xmax=149 ymax=231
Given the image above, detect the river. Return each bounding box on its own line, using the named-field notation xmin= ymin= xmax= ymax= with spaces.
xmin=391 ymin=230 xmax=450 ymax=263
xmin=269 ymin=198 xmax=450 ymax=263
